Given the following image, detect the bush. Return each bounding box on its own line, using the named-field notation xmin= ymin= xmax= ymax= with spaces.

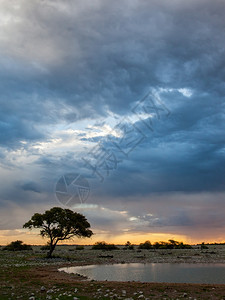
xmin=123 ymin=241 xmax=134 ymax=250
xmin=40 ymin=244 xmax=51 ymax=251
xmin=92 ymin=241 xmax=118 ymax=250
xmin=3 ymin=240 xmax=32 ymax=251
xmin=76 ymin=245 xmax=84 ymax=250
xmin=201 ymin=242 xmax=208 ymax=250
xmin=137 ymin=240 xmax=192 ymax=250
xmin=138 ymin=240 xmax=152 ymax=249
xmin=153 ymin=240 xmax=192 ymax=249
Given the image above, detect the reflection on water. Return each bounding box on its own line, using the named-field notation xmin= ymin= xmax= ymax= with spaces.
xmin=59 ymin=263 xmax=225 ymax=284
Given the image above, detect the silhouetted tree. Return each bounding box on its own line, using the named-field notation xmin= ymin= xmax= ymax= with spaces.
xmin=138 ymin=240 xmax=152 ymax=249
xmin=3 ymin=240 xmax=32 ymax=251
xmin=153 ymin=240 xmax=192 ymax=249
xmin=92 ymin=241 xmax=118 ymax=250
xmin=168 ymin=239 xmax=179 ymax=246
xmin=124 ymin=241 xmax=134 ymax=250
xmin=23 ymin=207 xmax=93 ymax=258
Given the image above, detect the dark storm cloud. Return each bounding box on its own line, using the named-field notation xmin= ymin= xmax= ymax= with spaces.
xmin=1 ymin=0 xmax=224 ymax=150
xmin=21 ymin=181 xmax=41 ymax=193
xmin=1 ymin=0 xmax=225 ymax=131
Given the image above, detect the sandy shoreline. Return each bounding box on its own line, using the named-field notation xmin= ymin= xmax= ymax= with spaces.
xmin=29 ymin=261 xmax=225 ymax=299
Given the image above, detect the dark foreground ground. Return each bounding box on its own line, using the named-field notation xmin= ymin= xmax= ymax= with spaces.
xmin=1 ymin=245 xmax=225 ymax=299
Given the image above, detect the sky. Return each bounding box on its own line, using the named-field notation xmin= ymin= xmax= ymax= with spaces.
xmin=0 ymin=0 xmax=225 ymax=245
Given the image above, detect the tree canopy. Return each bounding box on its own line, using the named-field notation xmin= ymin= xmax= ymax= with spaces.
xmin=23 ymin=207 xmax=93 ymax=257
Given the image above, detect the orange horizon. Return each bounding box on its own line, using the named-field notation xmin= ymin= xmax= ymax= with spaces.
xmin=0 ymin=229 xmax=224 ymax=246
xmin=1 ymin=241 xmax=224 ymax=246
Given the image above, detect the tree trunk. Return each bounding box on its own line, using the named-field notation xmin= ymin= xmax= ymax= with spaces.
xmin=47 ymin=243 xmax=56 ymax=258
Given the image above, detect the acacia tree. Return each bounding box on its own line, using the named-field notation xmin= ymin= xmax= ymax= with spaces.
xmin=23 ymin=207 xmax=93 ymax=258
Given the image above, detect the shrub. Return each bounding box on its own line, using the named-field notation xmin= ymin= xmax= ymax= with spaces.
xmin=201 ymin=242 xmax=208 ymax=250
xmin=153 ymin=240 xmax=192 ymax=249
xmin=3 ymin=240 xmax=32 ymax=251
xmin=76 ymin=245 xmax=84 ymax=250
xmin=40 ymin=244 xmax=51 ymax=251
xmin=123 ymin=241 xmax=134 ymax=250
xmin=92 ymin=241 xmax=118 ymax=250
xmin=138 ymin=240 xmax=152 ymax=249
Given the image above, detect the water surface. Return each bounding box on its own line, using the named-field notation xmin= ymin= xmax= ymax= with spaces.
xmin=59 ymin=263 xmax=225 ymax=284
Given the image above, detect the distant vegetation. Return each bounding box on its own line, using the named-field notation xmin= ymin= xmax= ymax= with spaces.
xmin=76 ymin=245 xmax=84 ymax=250
xmin=203 ymin=242 xmax=225 ymax=245
xmin=123 ymin=241 xmax=134 ymax=250
xmin=138 ymin=240 xmax=152 ymax=249
xmin=91 ymin=239 xmax=192 ymax=250
xmin=3 ymin=240 xmax=32 ymax=251
xmin=2 ymin=238 xmax=195 ymax=253
xmin=92 ymin=241 xmax=118 ymax=250
xmin=40 ymin=244 xmax=51 ymax=251
xmin=139 ymin=239 xmax=192 ymax=249
xmin=200 ymin=242 xmax=208 ymax=250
